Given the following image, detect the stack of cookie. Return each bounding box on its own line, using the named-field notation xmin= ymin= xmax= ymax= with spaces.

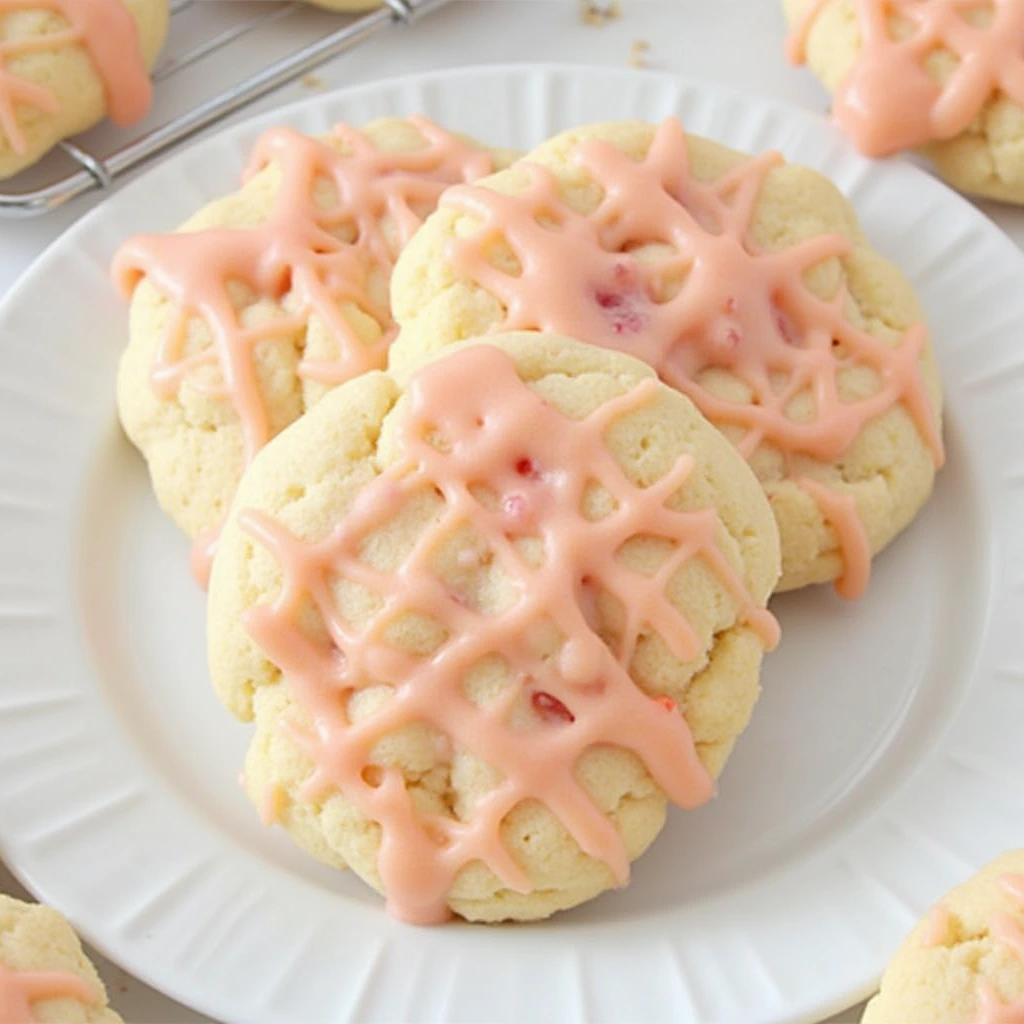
xmin=7 ymin=2 xmax=1024 ymax=1022
xmin=111 ymin=111 xmax=945 ymax=931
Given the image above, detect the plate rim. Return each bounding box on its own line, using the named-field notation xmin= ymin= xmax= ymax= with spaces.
xmin=0 ymin=61 xmax=1021 ymax=1024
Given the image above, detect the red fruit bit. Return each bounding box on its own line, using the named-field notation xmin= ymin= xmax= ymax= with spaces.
xmin=774 ymin=306 xmax=799 ymax=347
xmin=653 ymin=695 xmax=676 ymax=712
xmin=613 ymin=309 xmax=648 ymax=336
xmin=711 ymin=319 xmax=741 ymax=350
xmin=515 ymin=457 xmax=540 ymax=479
xmin=596 ymin=290 xmax=648 ymax=335
xmin=713 ymin=298 xmax=741 ymax=348
xmin=531 ymin=691 xmax=575 ymax=724
xmin=612 ymin=261 xmax=634 ymax=285
xmin=595 ymin=262 xmax=650 ymax=336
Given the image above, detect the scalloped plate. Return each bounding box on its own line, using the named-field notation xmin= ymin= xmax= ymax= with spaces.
xmin=0 ymin=64 xmax=1021 ymax=1024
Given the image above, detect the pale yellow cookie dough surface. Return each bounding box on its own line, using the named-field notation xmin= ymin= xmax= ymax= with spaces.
xmin=0 ymin=894 xmax=122 ymax=1024
xmin=783 ymin=0 xmax=1024 ymax=204
xmin=0 ymin=0 xmax=168 ymax=180
xmin=117 ymin=118 xmax=514 ymax=543
xmin=207 ymin=331 xmax=781 ymax=922
xmin=389 ymin=120 xmax=943 ymax=593
xmin=862 ymin=850 xmax=1024 ymax=1024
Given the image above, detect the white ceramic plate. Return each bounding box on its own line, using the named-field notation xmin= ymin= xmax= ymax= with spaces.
xmin=0 ymin=64 xmax=1022 ymax=1024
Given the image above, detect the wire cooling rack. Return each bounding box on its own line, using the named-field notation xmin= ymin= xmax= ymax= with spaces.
xmin=0 ymin=0 xmax=453 ymax=217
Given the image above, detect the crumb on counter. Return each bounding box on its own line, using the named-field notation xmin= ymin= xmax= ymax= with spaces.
xmin=301 ymin=73 xmax=326 ymax=91
xmin=628 ymin=39 xmax=650 ymax=68
xmin=580 ymin=0 xmax=621 ymax=27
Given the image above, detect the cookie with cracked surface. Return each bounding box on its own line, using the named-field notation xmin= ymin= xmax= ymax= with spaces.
xmin=388 ymin=118 xmax=944 ymax=597
xmin=0 ymin=0 xmax=168 ymax=180
xmin=207 ymin=332 xmax=781 ymax=923
xmin=862 ymin=850 xmax=1024 ymax=1024
xmin=0 ymin=894 xmax=121 ymax=1024
xmin=785 ymin=0 xmax=1024 ymax=204
xmin=114 ymin=116 xmax=513 ymax=584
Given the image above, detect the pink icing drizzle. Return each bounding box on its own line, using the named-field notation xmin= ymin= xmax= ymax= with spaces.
xmin=238 ymin=345 xmax=779 ymax=924
xmin=921 ymin=902 xmax=953 ymax=947
xmin=0 ymin=962 xmax=97 ymax=1023
xmin=113 ymin=118 xmax=494 ymax=587
xmin=787 ymin=0 xmax=1024 ymax=157
xmin=439 ymin=118 xmax=943 ymax=597
xmin=1003 ymin=874 xmax=1024 ymax=906
xmin=258 ymin=783 xmax=285 ymax=827
xmin=970 ymin=872 xmax=1024 ymax=1024
xmin=796 ymin=477 xmax=872 ymax=598
xmin=0 ymin=0 xmax=151 ymax=155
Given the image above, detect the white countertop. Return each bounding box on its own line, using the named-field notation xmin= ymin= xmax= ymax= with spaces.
xmin=1 ymin=2 xmax=1020 ymax=1021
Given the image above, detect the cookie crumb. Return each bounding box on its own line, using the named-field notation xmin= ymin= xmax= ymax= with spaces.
xmin=301 ymin=74 xmax=326 ymax=91
xmin=628 ymin=39 xmax=650 ymax=68
xmin=580 ymin=0 xmax=621 ymax=26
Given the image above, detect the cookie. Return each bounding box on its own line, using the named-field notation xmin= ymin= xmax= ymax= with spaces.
xmin=114 ymin=116 xmax=513 ymax=585
xmin=862 ymin=850 xmax=1024 ymax=1023
xmin=785 ymin=0 xmax=1024 ymax=204
xmin=0 ymin=0 xmax=168 ymax=180
xmin=388 ymin=118 xmax=944 ymax=597
xmin=0 ymin=894 xmax=121 ymax=1024
xmin=207 ymin=332 xmax=781 ymax=923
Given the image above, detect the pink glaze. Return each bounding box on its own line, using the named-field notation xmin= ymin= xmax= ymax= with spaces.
xmin=441 ymin=118 xmax=942 ymax=598
xmin=991 ymin=910 xmax=1024 ymax=964
xmin=259 ymin=783 xmax=285 ymax=827
xmin=0 ymin=0 xmax=151 ymax=155
xmin=969 ymin=872 xmax=1024 ymax=1024
xmin=788 ymin=0 xmax=1024 ymax=157
xmin=239 ymin=345 xmax=779 ymax=924
xmin=0 ymin=962 xmax=97 ymax=1023
xmin=974 ymin=982 xmax=1024 ymax=1024
xmin=921 ymin=902 xmax=953 ymax=947
xmin=114 ymin=118 xmax=493 ymax=585
xmin=796 ymin=477 xmax=871 ymax=599
xmin=190 ymin=525 xmax=219 ymax=591
xmin=1003 ymin=873 xmax=1024 ymax=905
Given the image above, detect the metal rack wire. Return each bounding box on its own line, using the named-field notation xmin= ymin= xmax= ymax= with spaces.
xmin=0 ymin=0 xmax=453 ymax=217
